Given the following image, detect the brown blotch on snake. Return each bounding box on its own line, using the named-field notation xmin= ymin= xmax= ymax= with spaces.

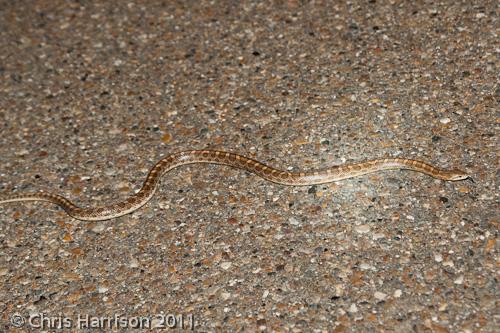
xmin=0 ymin=150 xmax=469 ymax=221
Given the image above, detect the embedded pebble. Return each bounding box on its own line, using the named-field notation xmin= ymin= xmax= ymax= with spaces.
xmin=372 ymin=233 xmax=386 ymax=240
xmin=97 ymin=286 xmax=108 ymax=294
xmin=355 ymin=225 xmax=371 ymax=234
xmin=360 ymin=263 xmax=374 ymax=270
xmin=454 ymin=275 xmax=464 ymax=285
xmin=90 ymin=223 xmax=106 ymax=233
xmin=374 ymin=291 xmax=388 ymax=301
xmin=129 ymin=257 xmax=139 ymax=268
xmin=220 ymin=292 xmax=231 ymax=300
xmin=220 ymin=262 xmax=232 ymax=270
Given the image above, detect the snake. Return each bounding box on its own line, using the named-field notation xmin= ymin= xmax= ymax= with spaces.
xmin=0 ymin=150 xmax=469 ymax=221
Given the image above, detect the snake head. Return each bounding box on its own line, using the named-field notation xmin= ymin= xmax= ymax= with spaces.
xmin=447 ymin=169 xmax=470 ymax=181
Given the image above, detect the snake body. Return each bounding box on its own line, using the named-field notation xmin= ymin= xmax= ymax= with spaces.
xmin=0 ymin=150 xmax=469 ymax=221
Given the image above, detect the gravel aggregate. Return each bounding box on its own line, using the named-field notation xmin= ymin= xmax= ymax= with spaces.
xmin=0 ymin=1 xmax=498 ymax=332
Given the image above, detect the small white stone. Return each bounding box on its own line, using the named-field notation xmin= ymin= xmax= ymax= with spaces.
xmin=158 ymin=201 xmax=170 ymax=210
xmin=116 ymin=143 xmax=129 ymax=152
xmin=98 ymin=286 xmax=108 ymax=294
xmin=129 ymin=257 xmax=139 ymax=268
xmin=443 ymin=260 xmax=454 ymax=267
xmin=91 ymin=223 xmax=106 ymax=233
xmin=221 ymin=292 xmax=231 ymax=300
xmin=360 ymin=263 xmax=373 ymax=270
xmin=394 ymin=289 xmax=402 ymax=298
xmin=262 ymin=290 xmax=269 ymax=299
xmin=244 ymin=209 xmax=255 ymax=216
xmin=289 ymin=217 xmax=300 ymax=226
xmin=15 ymin=149 xmax=29 ymax=156
xmin=355 ymin=225 xmax=371 ymax=234
xmin=151 ymin=318 xmax=163 ymax=328
xmin=454 ymin=275 xmax=464 ymax=284
xmin=348 ymin=303 xmax=358 ymax=313
xmin=479 ymin=194 xmax=493 ymax=200
xmin=434 ymin=253 xmax=443 ymax=262
xmin=220 ymin=262 xmax=232 ymax=270
xmin=440 ymin=117 xmax=451 ymax=124
xmin=374 ymin=291 xmax=387 ymax=301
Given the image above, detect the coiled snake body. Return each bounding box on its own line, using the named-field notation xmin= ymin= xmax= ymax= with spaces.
xmin=0 ymin=150 xmax=469 ymax=221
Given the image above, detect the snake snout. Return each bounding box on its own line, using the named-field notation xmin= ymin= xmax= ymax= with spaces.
xmin=449 ymin=169 xmax=470 ymax=181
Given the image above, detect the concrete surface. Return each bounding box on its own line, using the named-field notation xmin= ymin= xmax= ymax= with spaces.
xmin=0 ymin=1 xmax=497 ymax=332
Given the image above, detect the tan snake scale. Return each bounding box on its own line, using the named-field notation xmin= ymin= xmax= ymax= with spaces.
xmin=0 ymin=150 xmax=469 ymax=221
